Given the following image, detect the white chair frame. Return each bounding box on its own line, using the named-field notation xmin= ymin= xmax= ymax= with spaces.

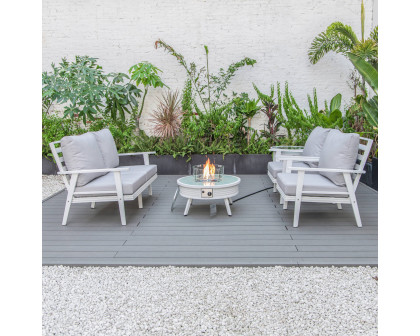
xmin=49 ymin=140 xmax=157 ymax=226
xmin=274 ymin=137 xmax=373 ymax=228
xmin=268 ymin=146 xmax=304 ymax=192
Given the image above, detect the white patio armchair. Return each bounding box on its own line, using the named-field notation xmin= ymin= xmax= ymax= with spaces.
xmin=274 ymin=130 xmax=373 ymax=228
xmin=49 ymin=129 xmax=158 ymax=226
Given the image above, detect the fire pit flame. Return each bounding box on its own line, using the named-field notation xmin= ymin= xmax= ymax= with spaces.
xmin=203 ymin=158 xmax=216 ymax=181
xmin=193 ymin=158 xmax=224 ymax=182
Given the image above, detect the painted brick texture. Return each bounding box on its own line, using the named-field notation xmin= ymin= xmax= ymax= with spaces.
xmin=43 ymin=0 xmax=375 ymax=134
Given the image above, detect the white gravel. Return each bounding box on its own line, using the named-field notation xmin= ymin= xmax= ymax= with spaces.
xmin=42 ymin=175 xmax=65 ymax=200
xmin=43 ymin=266 xmax=378 ymax=336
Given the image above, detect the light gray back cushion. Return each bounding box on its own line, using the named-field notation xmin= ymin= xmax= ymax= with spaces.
xmin=92 ymin=129 xmax=119 ymax=168
xmin=318 ymin=130 xmax=360 ymax=186
xmin=61 ymin=133 xmax=106 ymax=187
xmin=302 ymin=127 xmax=330 ymax=167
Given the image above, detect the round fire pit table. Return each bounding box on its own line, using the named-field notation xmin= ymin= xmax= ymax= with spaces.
xmin=171 ymin=175 xmax=241 ymax=216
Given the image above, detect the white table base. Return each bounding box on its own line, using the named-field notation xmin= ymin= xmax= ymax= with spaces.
xmin=171 ymin=179 xmax=238 ymax=216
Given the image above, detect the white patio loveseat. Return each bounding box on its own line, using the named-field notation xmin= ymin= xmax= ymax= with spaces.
xmin=274 ymin=129 xmax=373 ymax=228
xmin=49 ymin=129 xmax=157 ymax=226
xmin=267 ymin=127 xmax=331 ymax=192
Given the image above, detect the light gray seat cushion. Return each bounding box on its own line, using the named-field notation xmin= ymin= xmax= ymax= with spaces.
xmin=276 ymin=173 xmax=347 ymax=196
xmin=302 ymin=127 xmax=331 ymax=167
xmin=120 ymin=165 xmax=157 ymax=181
xmin=92 ymin=129 xmax=119 ymax=168
xmin=268 ymin=161 xmax=311 ymax=177
xmin=61 ymin=132 xmax=106 ymax=187
xmin=318 ymin=130 xmax=360 ymax=186
xmin=75 ymin=164 xmax=157 ymax=195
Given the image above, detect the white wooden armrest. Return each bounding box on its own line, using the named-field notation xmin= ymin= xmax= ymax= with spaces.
xmin=275 ymin=156 xmax=320 ymax=162
xmin=269 ymin=146 xmax=304 ymax=151
xmin=58 ymin=167 xmax=130 ymax=175
xmin=271 ymin=150 xmax=304 ymax=156
xmin=270 ymin=147 xmax=305 ymax=162
xmin=269 ymin=147 xmax=304 ymax=154
xmin=118 ymin=152 xmax=156 ymax=165
xmin=290 ymin=167 xmax=365 ymax=174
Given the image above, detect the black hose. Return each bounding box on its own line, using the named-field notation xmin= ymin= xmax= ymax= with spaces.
xmin=232 ymin=187 xmax=272 ymax=203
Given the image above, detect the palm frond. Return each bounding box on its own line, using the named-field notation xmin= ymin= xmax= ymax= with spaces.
xmin=308 ymin=22 xmax=356 ymax=64
xmin=328 ymin=22 xmax=359 ymax=46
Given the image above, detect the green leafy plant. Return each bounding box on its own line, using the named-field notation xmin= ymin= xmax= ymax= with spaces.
xmin=308 ymin=0 xmax=378 ymax=95
xmin=43 ymin=56 xmax=143 ymax=124
xmin=149 ymin=90 xmax=183 ymax=138
xmin=128 ymin=62 xmax=167 ymax=132
xmin=104 ymin=72 xmax=141 ymax=122
xmin=42 ymin=56 xmax=108 ymax=123
xmin=42 ymin=71 xmax=60 ymax=114
xmin=155 ymin=40 xmax=256 ymax=151
xmin=348 ymin=52 xmax=378 ymax=128
xmin=253 ymin=83 xmax=283 ymax=141
xmin=314 ymin=93 xmax=344 ymax=129
xmin=281 ymin=82 xmax=313 ymax=144
xmin=232 ymin=93 xmax=261 ymax=145
xmin=88 ymin=115 xmax=138 ymax=153
xmin=155 ymin=39 xmax=256 ymax=111
xmin=42 ymin=112 xmax=85 ymax=158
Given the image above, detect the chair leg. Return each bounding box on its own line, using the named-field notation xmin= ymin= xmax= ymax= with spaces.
xmin=344 ymin=173 xmax=362 ymax=228
xmin=148 ymin=185 xmax=152 ymax=196
xmin=293 ymin=171 xmax=305 ymax=228
xmin=117 ymin=198 xmax=127 ymax=226
xmin=280 ymin=195 xmax=284 ymax=205
xmin=337 ymin=203 xmax=342 ymax=210
xmin=138 ymin=194 xmax=143 ymax=208
xmin=91 ymin=202 xmax=96 ymax=209
xmin=273 ymin=183 xmax=277 ymax=192
xmin=62 ymin=173 xmax=78 ymax=226
xmin=62 ymin=198 xmax=72 ymax=226
xmin=293 ymin=198 xmax=302 ymax=228
xmin=114 ymin=171 xmax=126 ymax=226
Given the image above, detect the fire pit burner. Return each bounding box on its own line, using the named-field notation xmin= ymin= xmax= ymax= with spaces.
xmin=193 ymin=158 xmax=224 ymax=182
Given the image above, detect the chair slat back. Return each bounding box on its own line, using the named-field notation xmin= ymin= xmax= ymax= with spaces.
xmin=353 ymin=137 xmax=374 ymax=189
xmin=49 ymin=140 xmax=70 ymax=189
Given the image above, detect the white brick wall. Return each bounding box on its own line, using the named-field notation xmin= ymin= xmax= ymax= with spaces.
xmin=43 ymin=0 xmax=375 ymax=134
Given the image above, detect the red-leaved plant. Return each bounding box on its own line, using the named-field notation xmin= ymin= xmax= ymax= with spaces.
xmin=150 ymin=90 xmax=183 ymax=138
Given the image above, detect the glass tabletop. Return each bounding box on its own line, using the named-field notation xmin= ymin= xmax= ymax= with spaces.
xmin=178 ymin=175 xmax=240 ymax=187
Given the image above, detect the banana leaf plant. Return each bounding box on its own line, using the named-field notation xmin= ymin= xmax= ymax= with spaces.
xmin=319 ymin=93 xmax=344 ymax=128
xmin=348 ymin=52 xmax=378 ymax=128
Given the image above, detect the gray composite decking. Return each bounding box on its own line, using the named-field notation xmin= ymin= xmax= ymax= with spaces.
xmin=43 ymin=175 xmax=378 ymax=266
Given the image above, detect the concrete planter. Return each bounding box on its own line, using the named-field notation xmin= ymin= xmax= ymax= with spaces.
xmin=42 ymin=156 xmax=59 ymax=175
xmin=43 ymin=154 xmax=273 ymax=175
xmin=119 ymin=154 xmax=272 ymax=175
xmin=360 ymin=158 xmax=378 ymax=191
